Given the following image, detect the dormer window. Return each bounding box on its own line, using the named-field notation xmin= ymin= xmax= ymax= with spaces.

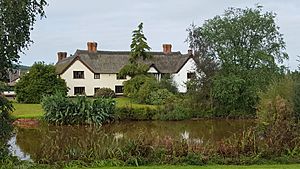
xmin=73 ymin=71 xmax=84 ymax=79
xmin=94 ymin=73 xmax=100 ymax=79
xmin=187 ymin=72 xmax=196 ymax=79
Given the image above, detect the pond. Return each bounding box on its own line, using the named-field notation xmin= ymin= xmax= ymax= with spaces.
xmin=8 ymin=119 xmax=254 ymax=162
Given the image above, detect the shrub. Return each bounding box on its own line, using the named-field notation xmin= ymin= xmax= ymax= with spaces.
xmin=158 ymin=74 xmax=178 ymax=94
xmin=42 ymin=93 xmax=115 ymax=125
xmin=15 ymin=62 xmax=68 ymax=103
xmin=115 ymin=106 xmax=157 ymax=120
xmin=156 ymin=98 xmax=191 ymax=120
xmin=94 ymin=88 xmax=116 ymax=98
xmin=147 ymin=89 xmax=175 ymax=105
xmin=123 ymin=75 xmax=158 ymax=103
xmin=212 ymin=75 xmax=257 ymax=117
xmin=257 ymin=77 xmax=300 ymax=156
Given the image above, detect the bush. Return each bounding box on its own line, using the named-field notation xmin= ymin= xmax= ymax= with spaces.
xmin=212 ymin=75 xmax=257 ymax=117
xmin=94 ymin=88 xmax=116 ymax=98
xmin=257 ymin=77 xmax=300 ymax=155
xmin=123 ymin=75 xmax=159 ymax=103
xmin=147 ymin=89 xmax=175 ymax=105
xmin=115 ymin=106 xmax=157 ymax=120
xmin=158 ymin=74 xmax=178 ymax=94
xmin=42 ymin=93 xmax=116 ymax=125
xmin=15 ymin=62 xmax=68 ymax=103
xmin=156 ymin=98 xmax=192 ymax=120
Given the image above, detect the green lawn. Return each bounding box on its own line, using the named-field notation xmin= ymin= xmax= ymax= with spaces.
xmin=11 ymin=97 xmax=156 ymax=119
xmin=11 ymin=103 xmax=44 ymax=119
xmin=65 ymin=164 xmax=300 ymax=169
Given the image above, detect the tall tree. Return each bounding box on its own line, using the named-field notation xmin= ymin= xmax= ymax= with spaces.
xmin=119 ymin=22 xmax=151 ymax=78
xmin=187 ymin=6 xmax=288 ymax=116
xmin=129 ymin=22 xmax=151 ymax=63
xmin=0 ymin=0 xmax=47 ymax=81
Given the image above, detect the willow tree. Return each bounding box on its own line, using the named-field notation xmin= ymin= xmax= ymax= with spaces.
xmin=0 ymin=0 xmax=47 ymax=81
xmin=187 ymin=6 xmax=288 ymax=116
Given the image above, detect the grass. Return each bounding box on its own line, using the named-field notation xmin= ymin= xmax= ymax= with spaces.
xmin=10 ymin=97 xmax=156 ymax=119
xmin=65 ymin=164 xmax=300 ymax=169
xmin=11 ymin=102 xmax=44 ymax=119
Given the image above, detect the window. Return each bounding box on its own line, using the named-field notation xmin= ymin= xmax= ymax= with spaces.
xmin=161 ymin=73 xmax=171 ymax=79
xmin=116 ymin=73 xmax=126 ymax=80
xmin=115 ymin=85 xmax=124 ymax=94
xmin=94 ymin=87 xmax=100 ymax=94
xmin=94 ymin=73 xmax=100 ymax=79
xmin=74 ymin=87 xmax=85 ymax=95
xmin=187 ymin=72 xmax=196 ymax=79
xmin=73 ymin=71 xmax=84 ymax=79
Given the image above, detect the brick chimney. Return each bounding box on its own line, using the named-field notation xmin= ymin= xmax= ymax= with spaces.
xmin=188 ymin=49 xmax=193 ymax=56
xmin=162 ymin=44 xmax=172 ymax=54
xmin=87 ymin=42 xmax=97 ymax=52
xmin=57 ymin=52 xmax=67 ymax=62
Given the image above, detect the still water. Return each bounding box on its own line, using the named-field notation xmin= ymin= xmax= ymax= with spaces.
xmin=8 ymin=120 xmax=254 ymax=162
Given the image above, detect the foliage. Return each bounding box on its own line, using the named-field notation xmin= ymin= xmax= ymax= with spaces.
xmin=158 ymin=74 xmax=178 ymax=94
xmin=257 ymin=77 xmax=295 ymax=125
xmin=15 ymin=62 xmax=68 ymax=103
xmin=0 ymin=95 xmax=14 ymax=163
xmin=119 ymin=22 xmax=152 ymax=78
xmin=157 ymin=98 xmax=191 ymax=120
xmin=0 ymin=81 xmax=7 ymax=93
xmin=94 ymin=88 xmax=116 ymax=98
xmin=115 ymin=106 xmax=157 ymax=120
xmin=186 ymin=5 xmax=287 ymax=115
xmin=118 ymin=63 xmax=148 ymax=79
xmin=42 ymin=93 xmax=116 ymax=125
xmin=0 ymin=0 xmax=47 ymax=81
xmin=148 ymin=89 xmax=175 ymax=105
xmin=123 ymin=75 xmax=158 ymax=103
xmin=256 ymin=77 xmax=300 ymax=156
xmin=129 ymin=22 xmax=152 ymax=63
xmin=212 ymin=74 xmax=257 ymax=117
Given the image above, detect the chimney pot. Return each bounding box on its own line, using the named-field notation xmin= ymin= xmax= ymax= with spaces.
xmin=162 ymin=44 xmax=172 ymax=54
xmin=57 ymin=52 xmax=67 ymax=62
xmin=87 ymin=41 xmax=97 ymax=52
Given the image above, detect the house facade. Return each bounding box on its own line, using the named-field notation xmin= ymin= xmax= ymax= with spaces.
xmin=55 ymin=42 xmax=197 ymax=96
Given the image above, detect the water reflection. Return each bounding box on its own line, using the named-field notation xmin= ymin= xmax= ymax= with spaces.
xmin=11 ymin=119 xmax=254 ymax=162
xmin=7 ymin=135 xmax=31 ymax=161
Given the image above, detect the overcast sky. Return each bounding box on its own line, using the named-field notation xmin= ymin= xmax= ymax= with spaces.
xmin=20 ymin=0 xmax=300 ymax=70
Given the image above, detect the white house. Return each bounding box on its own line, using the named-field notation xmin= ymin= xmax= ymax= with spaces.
xmin=55 ymin=42 xmax=197 ymax=96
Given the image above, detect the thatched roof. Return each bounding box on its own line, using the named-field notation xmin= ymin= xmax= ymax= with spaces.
xmin=55 ymin=50 xmax=192 ymax=75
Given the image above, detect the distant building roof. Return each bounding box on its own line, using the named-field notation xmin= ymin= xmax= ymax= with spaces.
xmin=55 ymin=50 xmax=192 ymax=75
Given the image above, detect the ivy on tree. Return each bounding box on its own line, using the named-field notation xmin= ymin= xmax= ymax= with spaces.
xmin=0 ymin=0 xmax=47 ymax=81
xmin=118 ymin=22 xmax=152 ymax=78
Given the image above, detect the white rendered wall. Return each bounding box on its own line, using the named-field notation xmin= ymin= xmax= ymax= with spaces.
xmin=60 ymin=60 xmax=128 ymax=96
xmin=173 ymin=58 xmax=197 ymax=93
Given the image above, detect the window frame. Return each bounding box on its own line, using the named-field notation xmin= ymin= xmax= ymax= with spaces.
xmin=94 ymin=73 xmax=100 ymax=79
xmin=74 ymin=87 xmax=85 ymax=95
xmin=73 ymin=71 xmax=84 ymax=79
xmin=187 ymin=72 xmax=196 ymax=79
xmin=115 ymin=85 xmax=124 ymax=94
